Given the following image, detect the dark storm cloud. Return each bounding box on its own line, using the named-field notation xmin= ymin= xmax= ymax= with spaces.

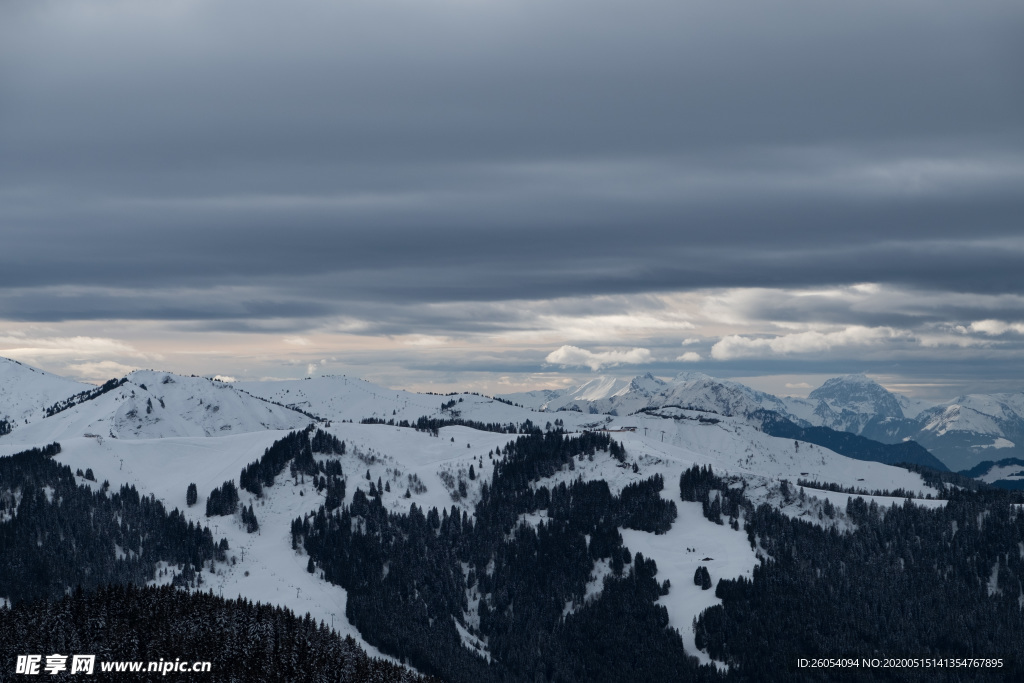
xmin=1 ymin=0 xmax=1022 ymax=321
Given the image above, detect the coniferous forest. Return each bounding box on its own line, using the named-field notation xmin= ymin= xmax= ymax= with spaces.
xmin=289 ymin=433 xmax=1024 ymax=682
xmin=0 ymin=445 xmax=219 ymax=604
xmin=4 ymin=429 xmax=1024 ymax=681
xmin=293 ymin=430 xmax=710 ymax=683
xmin=0 ymin=443 xmax=432 ymax=682
xmin=684 ymin=465 xmax=1024 ymax=681
xmin=0 ymin=584 xmax=436 ymax=683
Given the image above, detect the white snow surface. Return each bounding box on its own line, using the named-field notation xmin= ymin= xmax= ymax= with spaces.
xmin=896 ymin=394 xmax=936 ymax=420
xmin=976 ymin=438 xmax=1015 ymax=450
xmin=35 ymin=431 xmax=396 ymax=663
xmin=1 ymin=371 xmax=309 ymax=444
xmin=0 ymin=358 xmax=92 ymax=428
xmin=920 ymin=403 xmax=1004 ymax=437
xmin=977 ymin=463 xmax=1024 ymax=485
xmin=621 ymin=503 xmax=756 ymax=669
xmin=501 ymin=376 xmax=638 ymax=411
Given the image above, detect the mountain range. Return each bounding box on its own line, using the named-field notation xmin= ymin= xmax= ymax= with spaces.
xmin=4 ymin=356 xmax=1022 ymax=475
xmin=502 ymin=371 xmax=1024 ymax=473
xmin=2 ymin=356 xmax=1023 ymax=680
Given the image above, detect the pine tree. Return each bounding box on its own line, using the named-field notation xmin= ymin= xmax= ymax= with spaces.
xmin=694 ymin=566 xmax=712 ymax=590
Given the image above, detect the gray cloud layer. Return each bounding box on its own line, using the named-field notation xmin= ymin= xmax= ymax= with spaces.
xmin=1 ymin=0 xmax=1022 ymax=391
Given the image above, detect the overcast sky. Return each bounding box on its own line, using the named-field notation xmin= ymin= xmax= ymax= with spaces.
xmin=1 ymin=0 xmax=1022 ymax=398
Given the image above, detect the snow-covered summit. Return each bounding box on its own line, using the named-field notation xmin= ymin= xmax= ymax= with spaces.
xmin=808 ymin=374 xmax=905 ymax=420
xmin=500 ymin=375 xmax=641 ymax=412
xmin=0 ymin=357 xmax=93 ymax=430
xmin=503 ymin=370 xmax=1023 ymax=470
xmin=505 ymin=371 xmax=792 ymax=420
xmin=1 ymin=370 xmax=309 ymax=444
xmin=779 ymin=374 xmax=907 ymax=435
xmin=910 ymin=392 xmax=1024 ymax=470
xmin=236 ymin=375 xmax=443 ymax=424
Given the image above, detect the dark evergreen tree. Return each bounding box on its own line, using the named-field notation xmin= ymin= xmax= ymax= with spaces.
xmin=205 ymin=480 xmax=239 ymax=517
xmin=694 ymin=565 xmax=712 ymax=590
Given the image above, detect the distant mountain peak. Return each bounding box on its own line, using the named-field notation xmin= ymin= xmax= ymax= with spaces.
xmin=808 ymin=373 xmax=904 ymax=422
xmin=671 ymin=370 xmax=714 ymax=383
xmin=815 ymin=373 xmax=881 ymax=389
xmin=627 ymin=372 xmax=667 ymax=392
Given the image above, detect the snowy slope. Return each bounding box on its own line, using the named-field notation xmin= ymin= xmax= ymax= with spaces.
xmin=236 ymin=375 xmax=444 ymax=423
xmin=502 ymin=372 xmax=792 ymax=419
xmin=507 ymin=371 xmax=1024 ymax=471
xmin=502 ymin=376 xmax=637 ymax=411
xmin=811 ymin=373 xmax=902 ymax=421
xmin=33 ymin=431 xmax=396 ymax=664
xmin=236 ymin=374 xmax=607 ymax=435
xmin=639 ymin=371 xmax=791 ymax=418
xmin=895 ymin=393 xmax=935 ymax=420
xmin=0 ymin=357 xmax=93 ymax=430
xmin=969 ymin=460 xmax=1024 ymax=486
xmin=781 ymin=377 xmax=1024 ymax=471
xmin=489 ymin=407 xmax=941 ymax=667
xmin=1 ymin=370 xmax=309 ymax=445
xmin=1 ymin=366 xmax=952 ymax=670
xmin=913 ymin=393 xmax=1024 ymax=471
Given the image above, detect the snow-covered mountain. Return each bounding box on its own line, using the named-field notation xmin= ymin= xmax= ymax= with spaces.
xmin=910 ymin=394 xmax=1024 ymax=471
xmin=0 ymin=357 xmax=972 ymax=674
xmin=7 ymin=356 xmax=1024 ymax=679
xmin=236 ymin=375 xmax=441 ymax=423
xmin=501 ymin=375 xmax=638 ymax=411
xmin=0 ymin=357 xmax=93 ymax=432
xmin=780 ymin=375 xmax=1024 ymax=472
xmin=236 ymin=374 xmax=564 ymax=430
xmin=781 ymin=374 xmax=908 ymax=433
xmin=501 ymin=372 xmax=789 ymax=420
xmin=1 ymin=370 xmax=310 ymax=444
xmin=503 ymin=371 xmax=1024 ymax=472
xmin=647 ymin=371 xmax=792 ymax=418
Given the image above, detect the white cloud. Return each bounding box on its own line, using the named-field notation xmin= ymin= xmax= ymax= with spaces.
xmin=676 ymin=351 xmax=702 ymax=362
xmin=65 ymin=360 xmax=139 ymax=382
xmin=969 ymin=320 xmax=1024 ymax=335
xmin=680 ymin=338 xmax=701 ymax=345
xmin=545 ymin=345 xmax=651 ymax=371
xmin=710 ymin=326 xmax=903 ymax=360
xmin=0 ymin=335 xmax=146 ymax=360
xmin=785 ymin=382 xmax=813 ymax=389
xmin=213 ymin=374 xmax=237 ymax=382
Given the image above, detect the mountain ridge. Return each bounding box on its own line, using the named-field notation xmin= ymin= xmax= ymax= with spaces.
xmin=501 ymin=371 xmax=1023 ymax=471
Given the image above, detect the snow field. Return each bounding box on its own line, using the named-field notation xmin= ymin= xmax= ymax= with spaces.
xmin=3 ymin=364 xmax=957 ymax=671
